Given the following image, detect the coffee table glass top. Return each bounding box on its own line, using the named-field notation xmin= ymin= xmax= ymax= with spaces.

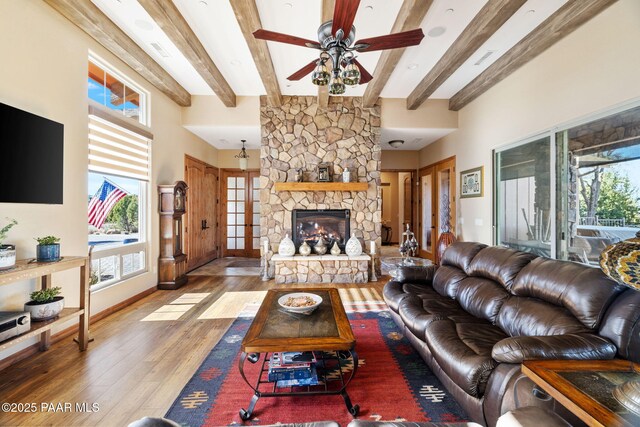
xmin=241 ymin=287 xmax=355 ymax=353
xmin=386 ymin=257 xmax=433 ymax=278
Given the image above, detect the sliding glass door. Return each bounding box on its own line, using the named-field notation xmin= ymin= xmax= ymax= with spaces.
xmin=494 ymin=136 xmax=552 ymax=257
xmin=494 ymin=102 xmax=640 ymax=264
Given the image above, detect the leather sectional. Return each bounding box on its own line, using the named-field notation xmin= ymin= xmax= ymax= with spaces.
xmin=383 ymin=242 xmax=640 ymax=426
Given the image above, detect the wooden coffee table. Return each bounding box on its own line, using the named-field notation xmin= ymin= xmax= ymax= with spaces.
xmin=522 ymin=359 xmax=640 ymax=427
xmin=238 ymin=287 xmax=358 ymax=420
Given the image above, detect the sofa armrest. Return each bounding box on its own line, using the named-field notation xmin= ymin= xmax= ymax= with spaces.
xmin=492 ymin=333 xmax=617 ymax=363
xmin=393 ymin=264 xmax=438 ymax=285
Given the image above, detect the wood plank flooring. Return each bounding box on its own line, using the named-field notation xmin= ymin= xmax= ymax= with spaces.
xmin=0 ymin=258 xmax=387 ymax=426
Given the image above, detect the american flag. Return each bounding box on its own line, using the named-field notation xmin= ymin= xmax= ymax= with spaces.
xmin=88 ymin=179 xmax=128 ymax=228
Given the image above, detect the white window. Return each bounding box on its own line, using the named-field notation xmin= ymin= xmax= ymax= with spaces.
xmin=87 ymin=56 xmax=151 ymax=291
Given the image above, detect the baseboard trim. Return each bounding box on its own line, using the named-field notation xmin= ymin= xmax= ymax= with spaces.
xmin=0 ymin=286 xmax=157 ymax=372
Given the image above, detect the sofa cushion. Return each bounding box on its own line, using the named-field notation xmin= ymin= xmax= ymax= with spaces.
xmin=441 ymin=242 xmax=487 ymax=271
xmin=383 ymin=280 xmax=412 ymax=312
xmin=466 ymin=246 xmax=536 ymax=290
xmin=432 ymin=265 xmax=468 ymax=299
xmin=512 ymin=257 xmax=625 ymax=329
xmin=496 ymin=297 xmax=591 ymax=337
xmin=456 ymin=277 xmax=510 ymax=324
xmin=492 ymin=333 xmax=617 ymax=363
xmin=398 ymin=288 xmax=473 ymax=338
xmin=424 ymin=318 xmax=508 ymax=397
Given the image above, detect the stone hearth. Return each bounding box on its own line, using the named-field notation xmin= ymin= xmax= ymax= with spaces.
xmin=271 ymin=254 xmax=370 ymax=284
xmin=260 ymin=96 xmax=382 ymax=282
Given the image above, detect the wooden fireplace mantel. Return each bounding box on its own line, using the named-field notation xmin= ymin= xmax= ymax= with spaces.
xmin=273 ymin=182 xmax=368 ymax=192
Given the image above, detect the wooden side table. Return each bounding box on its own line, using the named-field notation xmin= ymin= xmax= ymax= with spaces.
xmin=522 ymin=359 xmax=640 ymax=427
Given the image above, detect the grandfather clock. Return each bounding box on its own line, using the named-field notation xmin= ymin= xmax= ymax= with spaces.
xmin=158 ymin=181 xmax=188 ymax=289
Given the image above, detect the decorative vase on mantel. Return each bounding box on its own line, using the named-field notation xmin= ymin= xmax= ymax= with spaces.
xmin=314 ymin=236 xmax=328 ymax=255
xmin=345 ymin=233 xmax=363 ymax=256
xmin=278 ymin=233 xmax=295 ymax=256
xmin=299 ymin=241 xmax=311 ymax=256
xmin=330 ymin=241 xmax=341 ymax=256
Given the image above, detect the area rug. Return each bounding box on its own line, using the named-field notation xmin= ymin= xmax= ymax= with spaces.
xmin=165 ymin=311 xmax=468 ymax=426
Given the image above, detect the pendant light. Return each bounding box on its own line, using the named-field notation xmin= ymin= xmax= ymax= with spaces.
xmin=235 ymin=139 xmax=250 ymax=171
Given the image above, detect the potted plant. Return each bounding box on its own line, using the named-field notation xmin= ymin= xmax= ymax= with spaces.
xmin=35 ymin=235 xmax=61 ymax=262
xmin=0 ymin=218 xmax=18 ymax=270
xmin=24 ymin=286 xmax=64 ymax=321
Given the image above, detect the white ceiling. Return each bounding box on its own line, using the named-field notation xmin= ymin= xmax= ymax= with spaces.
xmin=92 ymin=0 xmax=568 ymax=150
xmin=381 ymin=128 xmax=456 ymax=150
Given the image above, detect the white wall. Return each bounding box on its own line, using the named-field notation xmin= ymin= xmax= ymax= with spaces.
xmin=0 ymin=0 xmax=218 ymax=359
xmin=419 ymin=0 xmax=640 ymax=243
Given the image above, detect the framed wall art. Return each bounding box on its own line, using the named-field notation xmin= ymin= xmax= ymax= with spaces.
xmin=317 ymin=163 xmax=331 ymax=182
xmin=460 ymin=166 xmax=484 ymax=198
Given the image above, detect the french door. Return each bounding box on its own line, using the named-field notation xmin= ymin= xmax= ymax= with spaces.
xmin=419 ymin=157 xmax=456 ymax=261
xmin=222 ymin=170 xmax=260 ymax=257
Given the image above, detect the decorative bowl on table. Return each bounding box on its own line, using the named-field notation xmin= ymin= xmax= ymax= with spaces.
xmin=278 ymin=292 xmax=322 ymax=314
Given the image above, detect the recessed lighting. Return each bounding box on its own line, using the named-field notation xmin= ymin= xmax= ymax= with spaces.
xmin=526 ymin=9 xmax=535 ymax=14
xmin=199 ymin=1 xmax=208 ymax=6
xmin=135 ymin=19 xmax=153 ymax=31
xmin=428 ymin=26 xmax=446 ymax=38
xmin=407 ymin=64 xmax=419 ymax=70
xmin=365 ymin=5 xmax=374 ymax=11
xmin=445 ymin=8 xmax=454 ymax=14
xmin=284 ymin=2 xmax=293 ymax=8
xmin=230 ymin=60 xmax=242 ymax=66
xmin=286 ymin=84 xmax=292 ymax=87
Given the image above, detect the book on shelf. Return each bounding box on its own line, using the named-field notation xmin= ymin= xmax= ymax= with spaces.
xmin=267 ymin=351 xmax=318 ymax=383
xmin=276 ymin=365 xmax=319 ymax=388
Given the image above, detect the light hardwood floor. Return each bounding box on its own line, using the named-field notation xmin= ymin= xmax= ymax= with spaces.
xmin=0 ymin=258 xmax=387 ymax=426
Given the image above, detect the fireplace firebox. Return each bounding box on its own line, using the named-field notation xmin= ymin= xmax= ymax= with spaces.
xmin=292 ymin=209 xmax=350 ymax=252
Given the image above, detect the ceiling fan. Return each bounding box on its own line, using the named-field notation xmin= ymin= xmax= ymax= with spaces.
xmin=253 ymin=0 xmax=425 ymax=95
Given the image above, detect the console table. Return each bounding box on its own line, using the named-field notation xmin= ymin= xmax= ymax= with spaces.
xmin=0 ymin=256 xmax=90 ymax=354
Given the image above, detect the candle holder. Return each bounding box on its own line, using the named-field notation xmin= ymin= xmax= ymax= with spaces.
xmin=261 ymin=240 xmax=271 ymax=281
xmin=399 ymin=224 xmax=419 ymax=262
xmin=370 ymin=244 xmax=378 ymax=282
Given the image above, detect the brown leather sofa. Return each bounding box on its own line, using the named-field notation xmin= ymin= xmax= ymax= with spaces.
xmin=384 ymin=242 xmax=640 ymax=427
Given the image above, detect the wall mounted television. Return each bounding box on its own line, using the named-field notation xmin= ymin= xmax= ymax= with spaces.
xmin=0 ymin=103 xmax=64 ymax=204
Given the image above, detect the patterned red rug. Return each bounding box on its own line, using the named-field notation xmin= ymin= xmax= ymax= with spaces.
xmin=166 ymin=311 xmax=468 ymax=426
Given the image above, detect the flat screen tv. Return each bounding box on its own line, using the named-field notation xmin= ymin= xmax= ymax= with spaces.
xmin=0 ymin=103 xmax=64 ymax=204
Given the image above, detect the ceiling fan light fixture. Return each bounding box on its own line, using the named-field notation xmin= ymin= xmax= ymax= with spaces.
xmin=311 ymin=61 xmax=330 ymax=86
xmin=342 ymin=61 xmax=361 ymax=86
xmin=329 ymin=75 xmax=346 ymax=95
xmin=388 ymin=139 xmax=404 ymax=148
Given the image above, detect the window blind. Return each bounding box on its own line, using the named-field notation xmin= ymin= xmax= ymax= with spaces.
xmin=88 ymin=108 xmax=152 ymax=181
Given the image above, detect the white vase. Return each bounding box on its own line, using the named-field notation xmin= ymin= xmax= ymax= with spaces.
xmin=278 ymin=233 xmax=295 ymax=256
xmin=0 ymin=245 xmax=16 ymax=270
xmin=330 ymin=241 xmax=341 ymax=256
xmin=345 ymin=233 xmax=363 ymax=256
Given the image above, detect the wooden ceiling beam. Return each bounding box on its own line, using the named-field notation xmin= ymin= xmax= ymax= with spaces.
xmin=406 ymin=0 xmax=525 ymax=110
xmin=44 ymin=0 xmax=191 ymax=107
xmin=318 ymin=0 xmax=335 ymax=108
xmin=362 ymin=0 xmax=434 ymax=108
xmin=229 ymin=0 xmax=281 ymax=107
xmin=449 ymin=0 xmax=618 ymax=111
xmin=138 ymin=0 xmax=236 ymax=107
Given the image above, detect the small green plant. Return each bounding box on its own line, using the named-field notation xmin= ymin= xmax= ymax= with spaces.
xmin=29 ymin=286 xmax=62 ymax=303
xmin=35 ymin=235 xmax=61 ymax=245
xmin=0 ymin=218 xmax=18 ymax=245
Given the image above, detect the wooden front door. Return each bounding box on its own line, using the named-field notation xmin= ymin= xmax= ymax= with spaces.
xmin=419 ymin=157 xmax=456 ymax=261
xmin=222 ymin=169 xmax=260 ymax=257
xmin=185 ymin=156 xmax=219 ymax=270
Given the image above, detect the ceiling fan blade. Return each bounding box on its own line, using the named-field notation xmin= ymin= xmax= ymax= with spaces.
xmin=287 ymin=60 xmax=318 ymax=81
xmin=353 ymin=59 xmax=373 ymax=84
xmin=332 ymin=0 xmax=361 ymax=36
xmin=253 ymin=29 xmax=320 ymax=48
xmin=355 ymin=28 xmax=425 ymax=52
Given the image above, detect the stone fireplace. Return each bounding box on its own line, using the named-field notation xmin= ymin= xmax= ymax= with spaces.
xmin=260 ymin=96 xmax=382 ymax=282
xmin=293 ymin=209 xmax=350 ymax=251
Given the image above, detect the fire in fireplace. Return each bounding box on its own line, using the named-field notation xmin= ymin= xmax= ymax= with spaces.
xmin=292 ymin=209 xmax=350 ymax=251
